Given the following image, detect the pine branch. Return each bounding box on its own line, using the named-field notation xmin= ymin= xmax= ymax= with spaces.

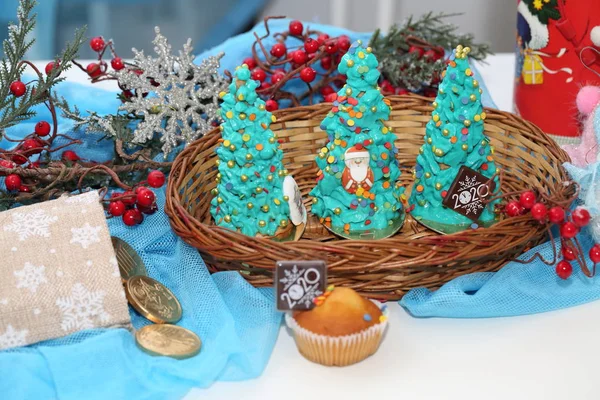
xmin=0 ymin=0 xmax=86 ymax=133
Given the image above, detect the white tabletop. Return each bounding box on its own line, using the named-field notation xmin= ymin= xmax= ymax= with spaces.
xmin=50 ymin=55 xmax=599 ymax=400
xmin=183 ymin=54 xmax=598 ymax=400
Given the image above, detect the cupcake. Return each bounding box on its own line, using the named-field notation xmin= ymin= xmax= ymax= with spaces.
xmin=285 ymin=286 xmax=388 ymax=366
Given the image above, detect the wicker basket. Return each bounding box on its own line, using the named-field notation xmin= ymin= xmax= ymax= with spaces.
xmin=165 ymin=95 xmax=574 ymax=300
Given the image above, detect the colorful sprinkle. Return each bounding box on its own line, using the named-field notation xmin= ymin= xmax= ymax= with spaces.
xmin=416 ymin=184 xmax=424 ymax=193
xmin=347 ymin=119 xmax=355 ymax=126
xmin=363 ymin=313 xmax=372 ymax=322
xmin=256 ymin=144 xmax=263 ymax=151
xmin=471 ymin=223 xmax=479 ymax=229
xmin=225 ymin=111 xmax=233 ymax=119
xmin=481 ymin=163 xmax=488 ymax=170
xmin=451 ymin=136 xmax=457 ymax=144
xmin=242 ymin=134 xmax=250 ymax=142
xmin=249 ymin=113 xmax=256 ymax=121
xmin=379 ymin=315 xmax=388 ymax=323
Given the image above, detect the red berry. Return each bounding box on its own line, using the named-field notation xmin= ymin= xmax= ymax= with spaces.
xmin=89 ymin=36 xmax=105 ymax=52
xmin=320 ymin=56 xmax=332 ymax=70
xmin=289 ymin=20 xmax=304 ymax=36
xmin=572 ymin=207 xmax=591 ymax=227
xmin=137 ymin=203 xmax=158 ymax=215
xmin=271 ymin=71 xmax=285 ymax=84
xmin=21 ymin=138 xmax=44 ymax=154
xmin=62 ymin=150 xmax=80 ymax=162
xmin=317 ymin=34 xmax=330 ymax=45
xmin=560 ymin=222 xmax=579 ymax=239
xmin=505 ymin=200 xmax=522 ymax=217
xmin=409 ymin=46 xmax=424 ymax=57
xmin=270 ymin=43 xmax=287 ymax=58
xmin=562 ymin=244 xmax=577 ymax=261
xmin=108 ymin=200 xmax=126 ymax=217
xmin=35 ymin=121 xmax=51 ymax=136
xmin=136 ymin=188 xmax=156 ymax=208
xmin=325 ymin=42 xmax=338 ymax=54
xmin=265 ymin=99 xmax=278 ymax=111
xmin=147 ymin=170 xmax=166 ymax=188
xmin=423 ymin=49 xmax=438 ymax=60
xmin=19 ymin=185 xmax=30 ymax=193
xmin=10 ymin=81 xmax=26 ymax=97
xmin=0 ymin=160 xmax=15 ymax=176
xmin=589 ymin=244 xmax=600 ymax=263
xmin=135 ymin=186 xmax=151 ymax=195
xmin=548 ymin=207 xmax=566 ymax=224
xmin=121 ymin=190 xmax=136 ymax=206
xmin=11 ymin=152 xmax=28 ymax=165
xmin=519 ymin=191 xmax=536 ymax=209
xmin=396 ymin=88 xmax=410 ymax=95
xmin=380 ymin=80 xmax=394 ymax=94
xmin=300 ymin=67 xmax=316 ymax=83
xmin=242 ymin=57 xmax=256 ymax=69
xmin=556 ymin=260 xmax=573 ymax=280
xmin=259 ymin=82 xmax=271 ymax=91
xmin=45 ymin=61 xmax=59 ymax=75
xmin=337 ymin=36 xmax=351 ymax=51
xmin=111 ymin=57 xmax=125 ymax=71
xmin=320 ymin=86 xmax=335 ymax=97
xmin=123 ymin=209 xmax=142 ymax=226
xmin=251 ymin=68 xmax=267 ymax=82
xmin=304 ymin=38 xmax=319 ymax=54
xmin=291 ymin=50 xmax=308 ymax=65
xmin=325 ymin=93 xmax=337 ymax=102
xmin=86 ymin=63 xmax=102 ymax=78
xmin=530 ymin=203 xmax=547 ymax=221
xmin=5 ymin=174 xmax=21 ymax=191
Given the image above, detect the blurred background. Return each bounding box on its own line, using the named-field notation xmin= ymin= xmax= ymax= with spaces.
xmin=0 ymin=0 xmax=516 ymax=60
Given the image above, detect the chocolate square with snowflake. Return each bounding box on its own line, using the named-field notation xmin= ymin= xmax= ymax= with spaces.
xmin=442 ymin=166 xmax=496 ymax=221
xmin=275 ymin=261 xmax=327 ymax=311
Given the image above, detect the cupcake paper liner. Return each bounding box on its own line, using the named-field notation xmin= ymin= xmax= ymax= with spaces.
xmin=284 ymin=301 xmax=388 ymax=367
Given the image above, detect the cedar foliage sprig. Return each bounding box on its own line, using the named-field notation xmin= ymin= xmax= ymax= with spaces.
xmin=369 ymin=12 xmax=492 ymax=90
xmin=0 ymin=0 xmax=85 ymax=133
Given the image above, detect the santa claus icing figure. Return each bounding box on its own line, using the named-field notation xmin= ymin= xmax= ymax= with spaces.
xmin=342 ymin=145 xmax=374 ymax=194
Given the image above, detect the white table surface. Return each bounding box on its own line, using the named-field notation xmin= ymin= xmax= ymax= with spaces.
xmin=51 ymin=55 xmax=599 ymax=400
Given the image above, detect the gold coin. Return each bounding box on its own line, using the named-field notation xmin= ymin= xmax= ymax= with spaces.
xmin=135 ymin=324 xmax=201 ymax=359
xmin=111 ymin=237 xmax=148 ymax=283
xmin=125 ymin=276 xmax=182 ymax=324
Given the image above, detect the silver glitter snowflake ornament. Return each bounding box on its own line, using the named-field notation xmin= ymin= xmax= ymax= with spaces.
xmin=117 ymin=27 xmax=227 ymax=156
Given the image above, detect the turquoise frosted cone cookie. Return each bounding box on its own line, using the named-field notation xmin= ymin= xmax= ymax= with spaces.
xmin=409 ymin=45 xmax=500 ymax=234
xmin=309 ymin=40 xmax=405 ymax=239
xmin=210 ymin=64 xmax=306 ymax=240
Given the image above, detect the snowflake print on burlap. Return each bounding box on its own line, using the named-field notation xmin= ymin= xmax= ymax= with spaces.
xmin=3 ymin=209 xmax=58 ymax=241
xmin=56 ymin=283 xmax=111 ymax=331
xmin=70 ymin=223 xmax=102 ymax=249
xmin=0 ymin=325 xmax=29 ymax=349
xmin=64 ymin=191 xmax=98 ymax=205
xmin=14 ymin=262 xmax=47 ymax=293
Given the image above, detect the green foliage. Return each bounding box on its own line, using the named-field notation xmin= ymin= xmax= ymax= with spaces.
xmin=369 ymin=12 xmax=492 ymax=90
xmin=0 ymin=0 xmax=85 ymax=134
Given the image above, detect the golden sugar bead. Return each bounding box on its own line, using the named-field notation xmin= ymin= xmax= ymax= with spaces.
xmin=217 ymin=173 xmax=222 ymax=178
xmin=470 ymin=94 xmax=477 ymax=101
xmin=219 ymin=91 xmax=226 ymax=98
xmin=247 ymin=202 xmax=254 ymax=209
xmin=433 ymin=115 xmax=440 ymax=122
xmin=324 ymin=166 xmax=331 ymax=173
xmin=269 ymin=137 xmax=276 ymax=144
xmin=425 ymin=172 xmax=431 ymax=178
xmin=434 ymin=148 xmax=444 ymax=157
xmin=439 ymin=88 xmax=444 ymax=94
xmin=215 ymin=178 xmax=221 ymax=183
xmin=224 ymin=215 xmax=232 ymax=223
xmin=472 ymin=80 xmax=479 ymax=88
xmin=215 ymin=159 xmax=221 ymax=166
xmin=241 ymin=113 xmax=248 ymax=120
xmin=246 ymin=154 xmax=253 ymax=160
xmin=366 ymin=46 xmax=372 ymax=53
xmin=474 ymin=115 xmax=481 ymax=122
xmin=345 ymin=88 xmax=352 ymax=96
xmin=256 ymin=187 xmax=263 ymax=194
xmin=280 ymin=219 xmax=288 ymax=227
xmin=347 ymin=59 xmax=354 ymax=67
xmin=419 ymin=146 xmax=424 ymax=154
xmin=432 ymin=145 xmax=437 ymax=152
xmin=432 ymin=101 xmax=438 ymax=108
xmin=283 ymin=195 xmax=290 ymax=201
xmin=334 ymin=207 xmax=341 ymax=215
xmin=210 ymin=188 xmax=218 ymax=195
xmin=481 ymin=112 xmax=487 ymax=120
xmin=479 ymin=88 xmax=483 ymax=94
xmin=241 ymin=175 xmax=248 ymax=182
xmin=427 ymin=137 xmax=433 ymax=144
xmin=237 ymin=94 xmax=244 ymax=101
xmin=318 ymin=152 xmax=326 ymax=159
xmin=464 ymin=120 xmax=471 ymax=127
xmin=371 ymin=106 xmax=377 ymax=112
xmin=261 ymin=205 xmax=270 ymax=212
xmin=278 ymin=169 xmax=286 ymax=176
xmin=219 ymin=125 xmax=224 ymax=131
xmin=357 ymin=39 xmax=362 ymax=45
xmin=227 ymin=160 xmax=235 ymax=168
xmin=258 ymin=220 xmax=266 ymax=227
xmin=435 ymin=183 xmax=442 ymax=190
xmin=267 ymin=174 xmax=274 ymax=182
xmin=217 ymin=197 xmax=224 ymax=204
xmin=462 ymin=144 xmax=468 ymax=151
xmin=442 ymin=129 xmax=449 ymax=136
xmin=465 ymin=68 xmax=472 ymax=76
xmin=311 ymin=197 xmax=317 ymax=204
xmin=374 ymin=206 xmax=378 ymax=212
xmin=481 ymin=140 xmax=487 ymax=146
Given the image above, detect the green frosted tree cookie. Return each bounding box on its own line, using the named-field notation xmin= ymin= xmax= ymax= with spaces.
xmin=410 ymin=45 xmax=500 ymax=230
xmin=310 ymin=40 xmax=404 ymax=235
xmin=210 ymin=64 xmax=292 ymax=237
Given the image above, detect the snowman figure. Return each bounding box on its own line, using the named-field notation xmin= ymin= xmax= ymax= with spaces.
xmin=341 ymin=145 xmax=374 ymax=194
